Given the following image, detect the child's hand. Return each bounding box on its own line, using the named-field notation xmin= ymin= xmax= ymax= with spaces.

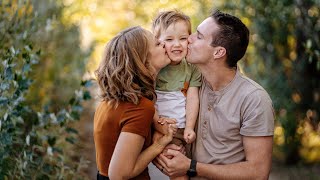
xmin=184 ymin=128 xmax=196 ymax=144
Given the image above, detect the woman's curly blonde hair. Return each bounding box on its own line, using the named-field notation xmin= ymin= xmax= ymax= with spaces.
xmin=95 ymin=26 xmax=156 ymax=106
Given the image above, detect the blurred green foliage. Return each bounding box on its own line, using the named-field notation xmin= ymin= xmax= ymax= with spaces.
xmin=220 ymin=0 xmax=320 ymax=164
xmin=27 ymin=0 xmax=91 ymax=112
xmin=60 ymin=0 xmax=214 ymax=72
xmin=0 ymin=0 xmax=92 ymax=178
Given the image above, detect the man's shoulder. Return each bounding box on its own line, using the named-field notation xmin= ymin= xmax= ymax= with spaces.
xmin=238 ymin=73 xmax=267 ymax=93
xmin=236 ymin=73 xmax=272 ymax=102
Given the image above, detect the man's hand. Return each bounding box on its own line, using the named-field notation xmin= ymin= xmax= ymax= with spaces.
xmin=155 ymin=149 xmax=190 ymax=177
xmin=184 ymin=128 xmax=196 ymax=144
xmin=152 ymin=144 xmax=185 ymax=175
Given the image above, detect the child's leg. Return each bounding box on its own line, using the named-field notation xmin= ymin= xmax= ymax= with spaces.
xmin=169 ymin=129 xmax=190 ymax=180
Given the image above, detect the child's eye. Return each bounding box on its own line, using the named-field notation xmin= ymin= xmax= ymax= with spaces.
xmin=165 ymin=39 xmax=173 ymax=42
xmin=181 ymin=37 xmax=187 ymax=40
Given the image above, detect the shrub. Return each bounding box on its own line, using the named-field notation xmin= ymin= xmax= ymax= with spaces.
xmin=0 ymin=0 xmax=92 ymax=178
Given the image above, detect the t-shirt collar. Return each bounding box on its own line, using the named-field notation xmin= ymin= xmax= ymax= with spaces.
xmin=204 ymin=65 xmax=239 ymax=96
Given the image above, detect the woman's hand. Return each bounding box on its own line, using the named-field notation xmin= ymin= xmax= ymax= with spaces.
xmin=156 ymin=124 xmax=177 ymax=147
xmin=154 ymin=116 xmax=177 ymax=135
xmin=158 ymin=116 xmax=176 ymax=125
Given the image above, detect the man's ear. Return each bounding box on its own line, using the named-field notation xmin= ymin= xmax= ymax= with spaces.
xmin=213 ymin=47 xmax=226 ymax=59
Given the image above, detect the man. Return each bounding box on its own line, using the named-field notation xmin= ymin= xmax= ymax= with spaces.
xmin=155 ymin=10 xmax=275 ymax=179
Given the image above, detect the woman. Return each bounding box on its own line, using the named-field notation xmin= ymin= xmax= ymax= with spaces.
xmin=94 ymin=26 xmax=175 ymax=180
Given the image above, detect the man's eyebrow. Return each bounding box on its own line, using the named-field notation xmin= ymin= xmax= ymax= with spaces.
xmin=197 ymin=30 xmax=204 ymax=37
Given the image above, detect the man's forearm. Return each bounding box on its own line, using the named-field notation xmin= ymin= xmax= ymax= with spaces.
xmin=196 ymin=160 xmax=271 ymax=180
xmin=196 ymin=136 xmax=273 ymax=180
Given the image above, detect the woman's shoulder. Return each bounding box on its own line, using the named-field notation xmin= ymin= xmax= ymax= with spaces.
xmin=137 ymin=97 xmax=155 ymax=110
xmin=120 ymin=97 xmax=155 ymax=125
xmin=119 ymin=96 xmax=154 ymax=112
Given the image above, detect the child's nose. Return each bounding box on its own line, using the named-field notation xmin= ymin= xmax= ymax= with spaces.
xmin=174 ymin=39 xmax=181 ymax=46
xmin=188 ymin=35 xmax=193 ymax=43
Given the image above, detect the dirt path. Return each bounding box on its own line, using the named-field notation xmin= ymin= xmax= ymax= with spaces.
xmin=77 ymin=84 xmax=99 ymax=180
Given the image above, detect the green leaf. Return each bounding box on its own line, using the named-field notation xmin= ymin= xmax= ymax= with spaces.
xmin=70 ymin=111 xmax=80 ymax=120
xmin=4 ymin=67 xmax=13 ymax=80
xmin=47 ymin=136 xmax=56 ymax=146
xmin=65 ymin=137 xmax=76 ymax=144
xmin=0 ymin=97 xmax=9 ymax=105
xmin=52 ymin=147 xmax=63 ymax=154
xmin=72 ymin=105 xmax=83 ymax=112
xmin=306 ymin=39 xmax=312 ymax=49
xmin=69 ymin=97 xmax=75 ymax=105
xmin=22 ymin=64 xmax=31 ymax=73
xmin=66 ymin=127 xmax=78 ymax=134
xmin=308 ymin=55 xmax=313 ymax=63
xmin=83 ymin=91 xmax=91 ymax=100
xmin=0 ymin=82 xmax=10 ymax=90
xmin=10 ymin=47 xmax=16 ymax=55
xmin=22 ymin=52 xmax=29 ymax=60
xmin=36 ymin=49 xmax=41 ymax=55
xmin=81 ymin=80 xmax=93 ymax=87
xmin=0 ymin=133 xmax=12 ymax=145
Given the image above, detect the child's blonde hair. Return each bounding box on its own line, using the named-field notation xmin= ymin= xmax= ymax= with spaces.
xmin=152 ymin=10 xmax=191 ymax=38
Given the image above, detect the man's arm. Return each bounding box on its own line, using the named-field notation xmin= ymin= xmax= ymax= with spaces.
xmin=159 ymin=136 xmax=273 ymax=179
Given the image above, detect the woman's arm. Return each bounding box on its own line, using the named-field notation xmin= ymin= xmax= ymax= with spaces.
xmin=109 ymin=126 xmax=175 ymax=179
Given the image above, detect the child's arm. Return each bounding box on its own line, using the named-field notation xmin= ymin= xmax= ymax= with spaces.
xmin=184 ymin=86 xmax=199 ymax=144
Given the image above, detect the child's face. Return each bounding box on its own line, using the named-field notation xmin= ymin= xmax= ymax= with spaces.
xmin=159 ymin=21 xmax=189 ymax=65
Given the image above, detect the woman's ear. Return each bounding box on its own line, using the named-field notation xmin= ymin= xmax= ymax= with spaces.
xmin=213 ymin=46 xmax=226 ymax=59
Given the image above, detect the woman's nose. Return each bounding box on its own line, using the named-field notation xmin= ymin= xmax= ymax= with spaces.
xmin=160 ymin=41 xmax=165 ymax=48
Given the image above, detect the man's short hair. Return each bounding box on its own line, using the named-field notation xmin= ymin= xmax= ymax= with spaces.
xmin=210 ymin=10 xmax=249 ymax=67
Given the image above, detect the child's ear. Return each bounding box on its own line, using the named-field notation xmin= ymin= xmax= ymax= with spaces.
xmin=213 ymin=46 xmax=226 ymax=59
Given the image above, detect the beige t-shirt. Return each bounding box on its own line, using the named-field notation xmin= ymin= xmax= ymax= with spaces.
xmin=192 ymin=68 xmax=274 ymax=179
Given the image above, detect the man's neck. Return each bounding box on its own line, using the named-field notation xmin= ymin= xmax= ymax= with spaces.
xmin=199 ymin=64 xmax=237 ymax=91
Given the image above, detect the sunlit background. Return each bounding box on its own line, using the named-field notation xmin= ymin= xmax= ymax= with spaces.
xmin=0 ymin=0 xmax=319 ymax=179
